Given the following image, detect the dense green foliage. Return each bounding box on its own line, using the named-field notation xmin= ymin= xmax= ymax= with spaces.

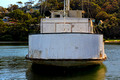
xmin=0 ymin=0 xmax=120 ymax=41
xmin=0 ymin=9 xmax=42 ymax=41
xmin=0 ymin=21 xmax=40 ymax=41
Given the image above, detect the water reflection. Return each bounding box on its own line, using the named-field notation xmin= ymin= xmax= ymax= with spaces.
xmin=26 ymin=64 xmax=107 ymax=80
xmin=0 ymin=44 xmax=29 ymax=79
xmin=0 ymin=56 xmax=31 ymax=79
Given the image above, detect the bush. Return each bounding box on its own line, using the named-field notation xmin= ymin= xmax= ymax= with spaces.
xmin=0 ymin=35 xmax=13 ymax=41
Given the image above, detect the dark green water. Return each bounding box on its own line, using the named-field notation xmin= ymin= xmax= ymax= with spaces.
xmin=0 ymin=43 xmax=120 ymax=80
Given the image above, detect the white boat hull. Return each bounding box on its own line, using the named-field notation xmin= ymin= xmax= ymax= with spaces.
xmin=27 ymin=33 xmax=107 ymax=67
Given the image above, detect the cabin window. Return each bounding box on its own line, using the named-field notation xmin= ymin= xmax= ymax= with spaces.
xmin=55 ymin=15 xmax=60 ymax=18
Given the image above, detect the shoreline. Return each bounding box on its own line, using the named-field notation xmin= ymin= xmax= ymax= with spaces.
xmin=0 ymin=41 xmax=120 ymax=44
xmin=105 ymin=40 xmax=120 ymax=44
xmin=0 ymin=41 xmax=28 ymax=43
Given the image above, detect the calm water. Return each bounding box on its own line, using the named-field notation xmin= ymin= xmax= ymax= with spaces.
xmin=0 ymin=43 xmax=120 ymax=80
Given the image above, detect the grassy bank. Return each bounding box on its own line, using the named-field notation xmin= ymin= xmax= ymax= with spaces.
xmin=105 ymin=39 xmax=120 ymax=43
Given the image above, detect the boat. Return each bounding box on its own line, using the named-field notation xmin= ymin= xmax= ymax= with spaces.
xmin=26 ymin=0 xmax=107 ymax=67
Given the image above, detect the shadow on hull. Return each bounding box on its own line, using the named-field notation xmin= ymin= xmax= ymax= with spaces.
xmin=26 ymin=63 xmax=107 ymax=80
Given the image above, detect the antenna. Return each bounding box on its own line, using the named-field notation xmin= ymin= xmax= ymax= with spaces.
xmin=64 ymin=0 xmax=66 ymax=17
xmin=82 ymin=0 xmax=84 ymax=17
xmin=82 ymin=0 xmax=83 ymax=11
xmin=88 ymin=0 xmax=89 ymax=18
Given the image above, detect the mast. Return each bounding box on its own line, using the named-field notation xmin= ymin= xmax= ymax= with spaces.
xmin=82 ymin=0 xmax=84 ymax=17
xmin=64 ymin=0 xmax=66 ymax=17
xmin=64 ymin=0 xmax=70 ymax=17
xmin=82 ymin=0 xmax=83 ymax=11
xmin=66 ymin=0 xmax=70 ymax=11
xmin=88 ymin=0 xmax=89 ymax=18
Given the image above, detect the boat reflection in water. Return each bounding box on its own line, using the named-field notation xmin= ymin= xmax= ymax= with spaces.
xmin=26 ymin=64 xmax=107 ymax=80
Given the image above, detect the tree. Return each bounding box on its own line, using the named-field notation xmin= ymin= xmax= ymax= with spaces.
xmin=83 ymin=2 xmax=101 ymax=18
xmin=39 ymin=0 xmax=63 ymax=16
xmin=0 ymin=6 xmax=6 ymax=18
xmin=0 ymin=6 xmax=6 ymax=13
xmin=7 ymin=4 xmax=19 ymax=11
xmin=102 ymin=0 xmax=119 ymax=14
xmin=96 ymin=11 xmax=109 ymax=20
xmin=9 ymin=9 xmax=24 ymax=21
xmin=70 ymin=0 xmax=82 ymax=10
xmin=23 ymin=13 xmax=32 ymax=21
xmin=17 ymin=1 xmax=23 ymax=8
xmin=32 ymin=10 xmax=41 ymax=17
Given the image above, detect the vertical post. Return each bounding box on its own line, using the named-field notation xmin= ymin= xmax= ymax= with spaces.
xmin=64 ymin=0 xmax=66 ymax=27
xmin=68 ymin=0 xmax=70 ymax=10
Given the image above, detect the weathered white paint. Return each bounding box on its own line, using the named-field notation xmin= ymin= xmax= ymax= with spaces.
xmin=56 ymin=24 xmax=71 ymax=32
xmin=28 ymin=34 xmax=105 ymax=60
xmin=68 ymin=10 xmax=83 ymax=18
xmin=40 ymin=18 xmax=93 ymax=33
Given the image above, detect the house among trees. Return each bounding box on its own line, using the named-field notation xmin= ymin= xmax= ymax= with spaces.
xmin=0 ymin=6 xmax=9 ymax=14
xmin=2 ymin=16 xmax=10 ymax=22
xmin=24 ymin=1 xmax=40 ymax=13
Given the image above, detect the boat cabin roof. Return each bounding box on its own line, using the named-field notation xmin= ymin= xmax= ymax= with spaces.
xmin=50 ymin=10 xmax=85 ymax=18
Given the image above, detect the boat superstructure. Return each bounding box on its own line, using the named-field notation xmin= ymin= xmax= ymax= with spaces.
xmin=26 ymin=0 xmax=107 ymax=67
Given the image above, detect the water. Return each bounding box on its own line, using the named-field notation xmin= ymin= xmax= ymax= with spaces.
xmin=0 ymin=43 xmax=120 ymax=80
xmin=103 ymin=44 xmax=120 ymax=80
